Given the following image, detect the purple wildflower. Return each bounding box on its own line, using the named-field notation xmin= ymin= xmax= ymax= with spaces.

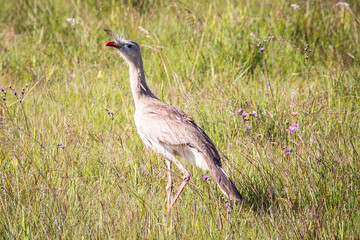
xmin=13 ymin=91 xmax=17 ymax=95
xmin=250 ymin=111 xmax=257 ymax=116
xmin=286 ymin=123 xmax=299 ymax=134
xmin=202 ymin=176 xmax=209 ymax=181
xmin=57 ymin=143 xmax=65 ymax=149
xmin=246 ymin=125 xmax=252 ymax=130
xmin=290 ymin=112 xmax=299 ymax=116
xmin=21 ymin=90 xmax=24 ymax=95
xmin=260 ymin=47 xmax=264 ymax=51
xmin=237 ymin=108 xmax=243 ymax=114
xmin=285 ymin=148 xmax=290 ymax=155
xmin=266 ymin=82 xmax=270 ymax=86
xmin=242 ymin=112 xmax=248 ymax=117
xmin=297 ymin=48 xmax=300 ymax=51
xmin=286 ymin=127 xmax=296 ymax=134
xmin=0 ymin=88 xmax=4 ymax=92
xmin=225 ymin=202 xmax=230 ymax=207
xmin=105 ymin=108 xmax=114 ymax=116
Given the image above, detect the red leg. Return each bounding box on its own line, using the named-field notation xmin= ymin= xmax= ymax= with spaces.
xmin=166 ymin=157 xmax=191 ymax=212
xmin=165 ymin=160 xmax=173 ymax=212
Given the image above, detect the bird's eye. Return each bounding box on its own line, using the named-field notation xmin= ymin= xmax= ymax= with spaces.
xmin=127 ymin=44 xmax=133 ymax=49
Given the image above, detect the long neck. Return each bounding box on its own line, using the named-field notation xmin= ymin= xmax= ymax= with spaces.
xmin=128 ymin=57 xmax=155 ymax=107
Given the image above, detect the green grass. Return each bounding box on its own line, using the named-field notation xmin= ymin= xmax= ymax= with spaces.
xmin=1 ymin=0 xmax=360 ymax=238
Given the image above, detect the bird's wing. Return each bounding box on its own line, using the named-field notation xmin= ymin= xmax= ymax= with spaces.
xmin=138 ymin=100 xmax=222 ymax=167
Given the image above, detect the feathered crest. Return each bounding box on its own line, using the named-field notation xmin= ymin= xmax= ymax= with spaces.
xmin=104 ymin=29 xmax=126 ymax=43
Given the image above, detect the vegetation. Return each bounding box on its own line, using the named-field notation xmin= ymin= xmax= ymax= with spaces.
xmin=1 ymin=0 xmax=359 ymax=238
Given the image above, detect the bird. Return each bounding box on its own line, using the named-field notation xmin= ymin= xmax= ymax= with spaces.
xmin=104 ymin=29 xmax=243 ymax=212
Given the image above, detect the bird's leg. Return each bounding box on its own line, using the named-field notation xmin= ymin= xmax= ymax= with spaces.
xmin=167 ymin=157 xmax=191 ymax=212
xmin=165 ymin=160 xmax=173 ymax=212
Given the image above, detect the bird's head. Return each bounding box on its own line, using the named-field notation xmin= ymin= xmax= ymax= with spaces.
xmin=104 ymin=29 xmax=141 ymax=65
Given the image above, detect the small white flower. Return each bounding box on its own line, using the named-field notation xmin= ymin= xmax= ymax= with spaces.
xmin=336 ymin=2 xmax=349 ymax=8
xmin=291 ymin=4 xmax=300 ymax=10
xmin=66 ymin=18 xmax=79 ymax=26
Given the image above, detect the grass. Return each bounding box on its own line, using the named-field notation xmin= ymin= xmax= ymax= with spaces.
xmin=0 ymin=0 xmax=360 ymax=238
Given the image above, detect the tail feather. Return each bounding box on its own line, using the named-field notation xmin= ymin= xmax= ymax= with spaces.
xmin=209 ymin=164 xmax=243 ymax=202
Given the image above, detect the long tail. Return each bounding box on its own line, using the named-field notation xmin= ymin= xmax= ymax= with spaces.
xmin=208 ymin=164 xmax=243 ymax=202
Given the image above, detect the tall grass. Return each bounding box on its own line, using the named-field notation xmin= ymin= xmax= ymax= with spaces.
xmin=1 ymin=0 xmax=359 ymax=238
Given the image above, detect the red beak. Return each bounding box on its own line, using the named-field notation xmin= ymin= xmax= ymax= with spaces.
xmin=105 ymin=41 xmax=120 ymax=48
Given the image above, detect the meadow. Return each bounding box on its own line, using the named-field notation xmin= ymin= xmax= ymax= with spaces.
xmin=1 ymin=0 xmax=359 ymax=238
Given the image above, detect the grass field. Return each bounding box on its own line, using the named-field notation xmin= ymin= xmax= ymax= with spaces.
xmin=1 ymin=0 xmax=360 ymax=238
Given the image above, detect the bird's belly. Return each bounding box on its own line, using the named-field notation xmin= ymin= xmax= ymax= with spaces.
xmin=171 ymin=145 xmax=209 ymax=171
